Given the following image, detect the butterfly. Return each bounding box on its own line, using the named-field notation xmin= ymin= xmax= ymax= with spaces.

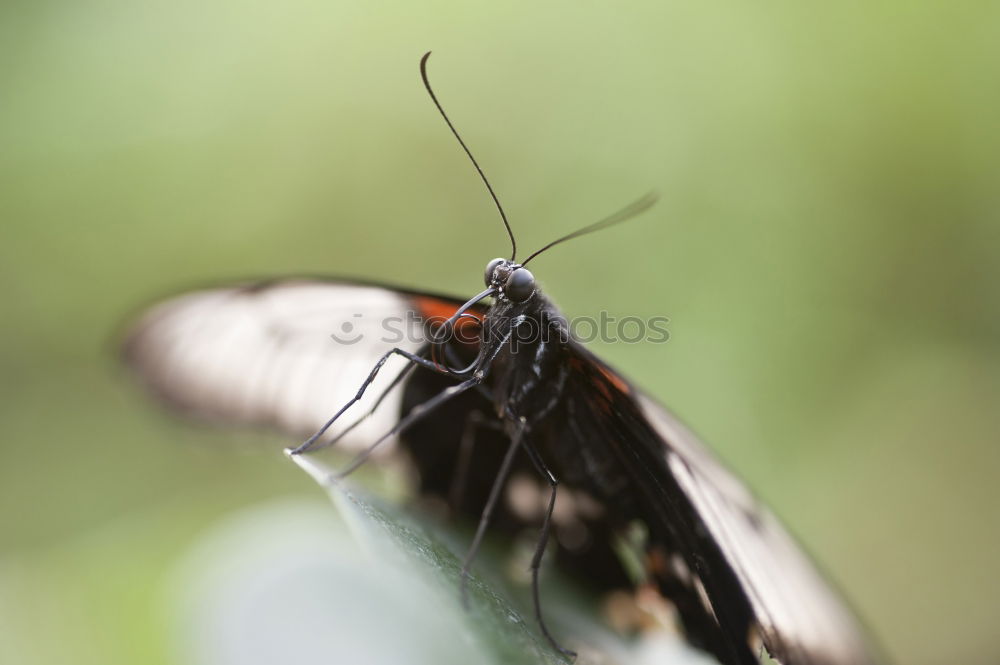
xmin=123 ymin=52 xmax=879 ymax=665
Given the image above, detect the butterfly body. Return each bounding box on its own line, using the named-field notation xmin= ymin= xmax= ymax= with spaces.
xmin=398 ymin=269 xmax=763 ymax=663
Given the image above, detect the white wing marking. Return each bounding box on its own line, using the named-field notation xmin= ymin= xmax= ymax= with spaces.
xmin=637 ymin=394 xmax=873 ymax=665
xmin=125 ymin=281 xmax=427 ymax=454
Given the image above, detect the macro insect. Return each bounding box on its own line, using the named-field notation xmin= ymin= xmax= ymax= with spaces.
xmin=124 ymin=52 xmax=879 ymax=664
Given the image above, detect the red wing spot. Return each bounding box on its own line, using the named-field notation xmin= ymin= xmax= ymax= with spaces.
xmin=598 ymin=365 xmax=631 ymax=395
xmin=593 ymin=380 xmax=614 ymax=407
xmin=412 ymin=295 xmax=486 ymax=346
xmin=570 ymin=356 xmax=631 ymax=413
xmin=570 ymin=355 xmax=631 ymax=398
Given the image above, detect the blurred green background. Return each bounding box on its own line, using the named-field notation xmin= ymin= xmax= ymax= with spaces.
xmin=2 ymin=1 xmax=998 ymax=663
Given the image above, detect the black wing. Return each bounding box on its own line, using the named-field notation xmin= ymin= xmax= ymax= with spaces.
xmin=548 ymin=342 xmax=878 ymax=665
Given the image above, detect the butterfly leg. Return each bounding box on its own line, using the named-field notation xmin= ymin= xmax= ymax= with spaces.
xmin=321 ymin=360 xmax=418 ymax=449
xmin=291 ymin=346 xmax=446 ymax=454
xmin=458 ymin=416 xmax=525 ymax=607
xmin=319 ymin=341 xmax=480 ymax=450
xmin=520 ymin=439 xmax=576 ymax=659
xmin=449 ymin=410 xmax=504 ymax=512
xmin=334 ymin=375 xmax=482 ymax=478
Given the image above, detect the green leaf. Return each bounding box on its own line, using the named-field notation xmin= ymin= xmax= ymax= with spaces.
xmin=288 ymin=451 xmax=717 ymax=665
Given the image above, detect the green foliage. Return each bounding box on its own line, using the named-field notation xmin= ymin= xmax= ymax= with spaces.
xmin=287 ymin=451 xmax=714 ymax=664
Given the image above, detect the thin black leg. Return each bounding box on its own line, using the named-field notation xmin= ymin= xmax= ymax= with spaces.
xmin=290 ymin=346 xmax=443 ymax=454
xmin=520 ymin=439 xmax=576 ymax=659
xmin=449 ymin=410 xmax=503 ymax=512
xmin=322 ymin=340 xmax=484 ymax=450
xmin=334 ymin=375 xmax=482 ymax=478
xmin=459 ymin=416 xmax=525 ymax=607
xmin=322 ymin=360 xmax=418 ymax=449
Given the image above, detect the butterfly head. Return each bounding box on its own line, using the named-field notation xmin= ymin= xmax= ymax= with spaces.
xmin=484 ymin=258 xmax=536 ymax=303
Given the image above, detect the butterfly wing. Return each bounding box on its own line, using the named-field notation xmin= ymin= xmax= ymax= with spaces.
xmin=122 ymin=279 xmax=476 ymax=453
xmin=637 ymin=391 xmax=878 ymax=664
xmin=557 ymin=343 xmax=877 ymax=665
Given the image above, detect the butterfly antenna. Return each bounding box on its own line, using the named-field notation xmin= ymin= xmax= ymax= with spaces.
xmin=421 ymin=51 xmax=517 ymax=261
xmin=521 ymin=191 xmax=659 ymax=266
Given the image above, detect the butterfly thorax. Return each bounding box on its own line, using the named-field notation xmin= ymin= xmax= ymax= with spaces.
xmin=479 ymin=291 xmax=573 ymax=423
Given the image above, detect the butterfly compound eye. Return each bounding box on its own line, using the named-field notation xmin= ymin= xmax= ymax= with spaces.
xmin=505 ymin=268 xmax=535 ymax=302
xmin=484 ymin=258 xmax=506 ymax=287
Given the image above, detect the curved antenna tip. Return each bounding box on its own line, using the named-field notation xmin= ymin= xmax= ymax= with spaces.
xmin=418 ymin=49 xmax=517 ymax=261
xmin=521 ymin=191 xmax=659 ymax=266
